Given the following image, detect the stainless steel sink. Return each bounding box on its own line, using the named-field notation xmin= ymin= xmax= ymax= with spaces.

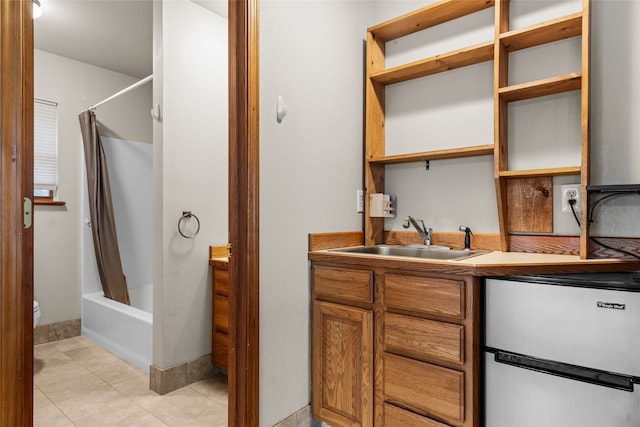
xmin=329 ymin=245 xmax=490 ymax=261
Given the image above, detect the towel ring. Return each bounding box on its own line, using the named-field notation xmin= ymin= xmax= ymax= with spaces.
xmin=178 ymin=211 xmax=200 ymax=238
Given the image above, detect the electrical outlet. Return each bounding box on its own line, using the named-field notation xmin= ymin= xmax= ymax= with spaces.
xmin=561 ymin=184 xmax=581 ymax=213
xmin=356 ymin=189 xmax=364 ymax=213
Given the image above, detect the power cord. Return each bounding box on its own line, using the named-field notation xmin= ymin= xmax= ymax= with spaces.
xmin=568 ymin=198 xmax=580 ymax=227
xmin=569 ymin=197 xmax=640 ymax=260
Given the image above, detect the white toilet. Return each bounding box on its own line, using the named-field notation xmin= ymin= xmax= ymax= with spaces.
xmin=33 ymin=300 xmax=41 ymax=328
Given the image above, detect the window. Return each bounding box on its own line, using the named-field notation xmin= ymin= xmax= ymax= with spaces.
xmin=34 ymin=99 xmax=62 ymax=204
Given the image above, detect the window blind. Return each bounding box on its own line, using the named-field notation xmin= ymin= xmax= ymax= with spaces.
xmin=34 ymin=99 xmax=58 ymax=191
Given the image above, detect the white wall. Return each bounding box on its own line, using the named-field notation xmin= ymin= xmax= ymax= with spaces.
xmin=259 ymin=1 xmax=373 ymax=425
xmin=152 ymin=0 xmax=228 ymax=368
xmin=589 ymin=0 xmax=640 ymax=237
xmin=34 ymin=50 xmax=151 ymax=325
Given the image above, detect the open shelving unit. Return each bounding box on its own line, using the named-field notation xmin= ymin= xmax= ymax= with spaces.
xmin=365 ymin=0 xmax=591 ymax=258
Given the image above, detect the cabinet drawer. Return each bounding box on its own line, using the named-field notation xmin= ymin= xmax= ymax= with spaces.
xmin=384 ymin=353 xmax=464 ymax=423
xmin=384 ymin=403 xmax=449 ymax=427
xmin=385 ymin=312 xmax=464 ymax=366
xmin=313 ymin=265 xmax=373 ymax=305
xmin=212 ymin=331 xmax=228 ymax=368
xmin=214 ymin=269 xmax=229 ymax=296
xmin=385 ymin=274 xmax=464 ymax=319
xmin=214 ymin=294 xmax=229 ymax=332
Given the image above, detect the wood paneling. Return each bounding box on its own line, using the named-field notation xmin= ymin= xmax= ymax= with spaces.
xmin=385 ymin=274 xmax=464 ymax=319
xmin=0 ymin=0 xmax=34 ymax=425
xmin=506 ymin=177 xmax=553 ymax=233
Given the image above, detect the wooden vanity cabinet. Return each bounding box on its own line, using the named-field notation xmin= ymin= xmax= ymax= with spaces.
xmin=311 ymin=261 xmax=480 ymax=427
xmin=211 ymin=259 xmax=229 ymax=369
xmin=312 ymin=265 xmax=374 ymax=427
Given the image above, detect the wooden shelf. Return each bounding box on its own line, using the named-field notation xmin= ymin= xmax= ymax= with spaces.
xmin=365 ymin=0 xmax=590 ymax=255
xmin=499 ymin=73 xmax=581 ymax=102
xmin=368 ymin=0 xmax=494 ymax=42
xmin=369 ymin=145 xmax=494 ymax=164
xmin=500 ymin=13 xmax=582 ymax=52
xmin=499 ymin=166 xmax=581 ymax=178
xmin=370 ymin=42 xmax=494 ymax=85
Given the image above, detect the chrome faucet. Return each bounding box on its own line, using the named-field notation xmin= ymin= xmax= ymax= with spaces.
xmin=403 ymin=216 xmax=432 ymax=246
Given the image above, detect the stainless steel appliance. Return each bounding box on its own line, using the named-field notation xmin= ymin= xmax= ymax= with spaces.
xmin=485 ymin=272 xmax=640 ymax=427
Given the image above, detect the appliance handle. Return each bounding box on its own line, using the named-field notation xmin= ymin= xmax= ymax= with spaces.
xmin=486 ymin=347 xmax=639 ymax=392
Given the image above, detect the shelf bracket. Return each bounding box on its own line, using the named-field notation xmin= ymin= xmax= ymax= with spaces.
xmin=424 ymin=160 xmax=430 ymax=171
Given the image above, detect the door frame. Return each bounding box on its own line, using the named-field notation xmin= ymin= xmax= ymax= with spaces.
xmin=1 ymin=0 xmax=260 ymax=425
xmin=228 ymin=0 xmax=260 ymax=425
xmin=0 ymin=0 xmax=35 ymax=425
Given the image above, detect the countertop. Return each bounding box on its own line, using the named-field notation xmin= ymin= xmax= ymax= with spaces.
xmin=308 ymin=248 xmax=640 ymax=277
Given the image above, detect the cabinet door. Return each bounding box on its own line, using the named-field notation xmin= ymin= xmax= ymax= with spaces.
xmin=313 ymin=300 xmax=373 ymax=427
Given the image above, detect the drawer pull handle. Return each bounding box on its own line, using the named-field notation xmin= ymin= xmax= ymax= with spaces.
xmin=486 ymin=347 xmax=639 ymax=392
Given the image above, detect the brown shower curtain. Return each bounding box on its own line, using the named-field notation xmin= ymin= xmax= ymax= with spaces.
xmin=79 ymin=110 xmax=130 ymax=305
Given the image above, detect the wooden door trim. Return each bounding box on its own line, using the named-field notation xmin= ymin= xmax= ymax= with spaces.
xmin=1 ymin=0 xmax=34 ymax=425
xmin=228 ymin=0 xmax=260 ymax=425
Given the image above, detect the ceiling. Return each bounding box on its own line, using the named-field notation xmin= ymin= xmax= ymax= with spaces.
xmin=34 ymin=0 xmax=227 ymax=79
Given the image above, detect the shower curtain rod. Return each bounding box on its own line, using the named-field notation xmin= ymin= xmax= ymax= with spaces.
xmin=88 ymin=74 xmax=153 ymax=111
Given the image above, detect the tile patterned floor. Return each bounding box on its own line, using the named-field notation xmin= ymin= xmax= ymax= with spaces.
xmin=34 ymin=336 xmax=228 ymax=426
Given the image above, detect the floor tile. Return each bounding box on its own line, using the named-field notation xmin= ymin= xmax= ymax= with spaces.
xmin=33 ymin=358 xmax=91 ymax=387
xmin=39 ymin=372 xmax=111 ymax=404
xmin=34 ymin=336 xmax=228 ymax=427
xmin=33 ymin=401 xmax=75 ymax=427
xmin=153 ymin=397 xmax=228 ymax=427
xmin=111 ymin=372 xmax=161 ymax=400
xmin=63 ymin=344 xmax=125 ymax=372
xmin=54 ymin=335 xmax=96 ymax=353
xmin=33 ymin=386 xmax=52 ymax=410
xmin=188 ymin=374 xmax=228 ymax=406
xmin=93 ymin=358 xmax=147 ymax=385
xmin=54 ymin=387 xmax=131 ymax=421
xmin=135 ymin=386 xmax=204 ymax=417
xmin=34 ymin=342 xmax=73 ymax=362
xmin=74 ymin=397 xmax=167 ymax=427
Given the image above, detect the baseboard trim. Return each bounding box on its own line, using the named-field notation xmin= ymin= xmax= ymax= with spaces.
xmin=34 ymin=319 xmax=81 ymax=345
xmin=150 ymin=355 xmax=222 ymax=395
xmin=274 ymin=405 xmax=322 ymax=427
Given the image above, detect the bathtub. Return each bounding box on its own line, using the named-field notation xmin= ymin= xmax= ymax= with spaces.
xmin=81 ymin=284 xmax=152 ymax=372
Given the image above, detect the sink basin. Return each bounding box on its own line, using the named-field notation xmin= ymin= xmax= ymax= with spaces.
xmin=329 ymin=245 xmax=490 ymax=261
